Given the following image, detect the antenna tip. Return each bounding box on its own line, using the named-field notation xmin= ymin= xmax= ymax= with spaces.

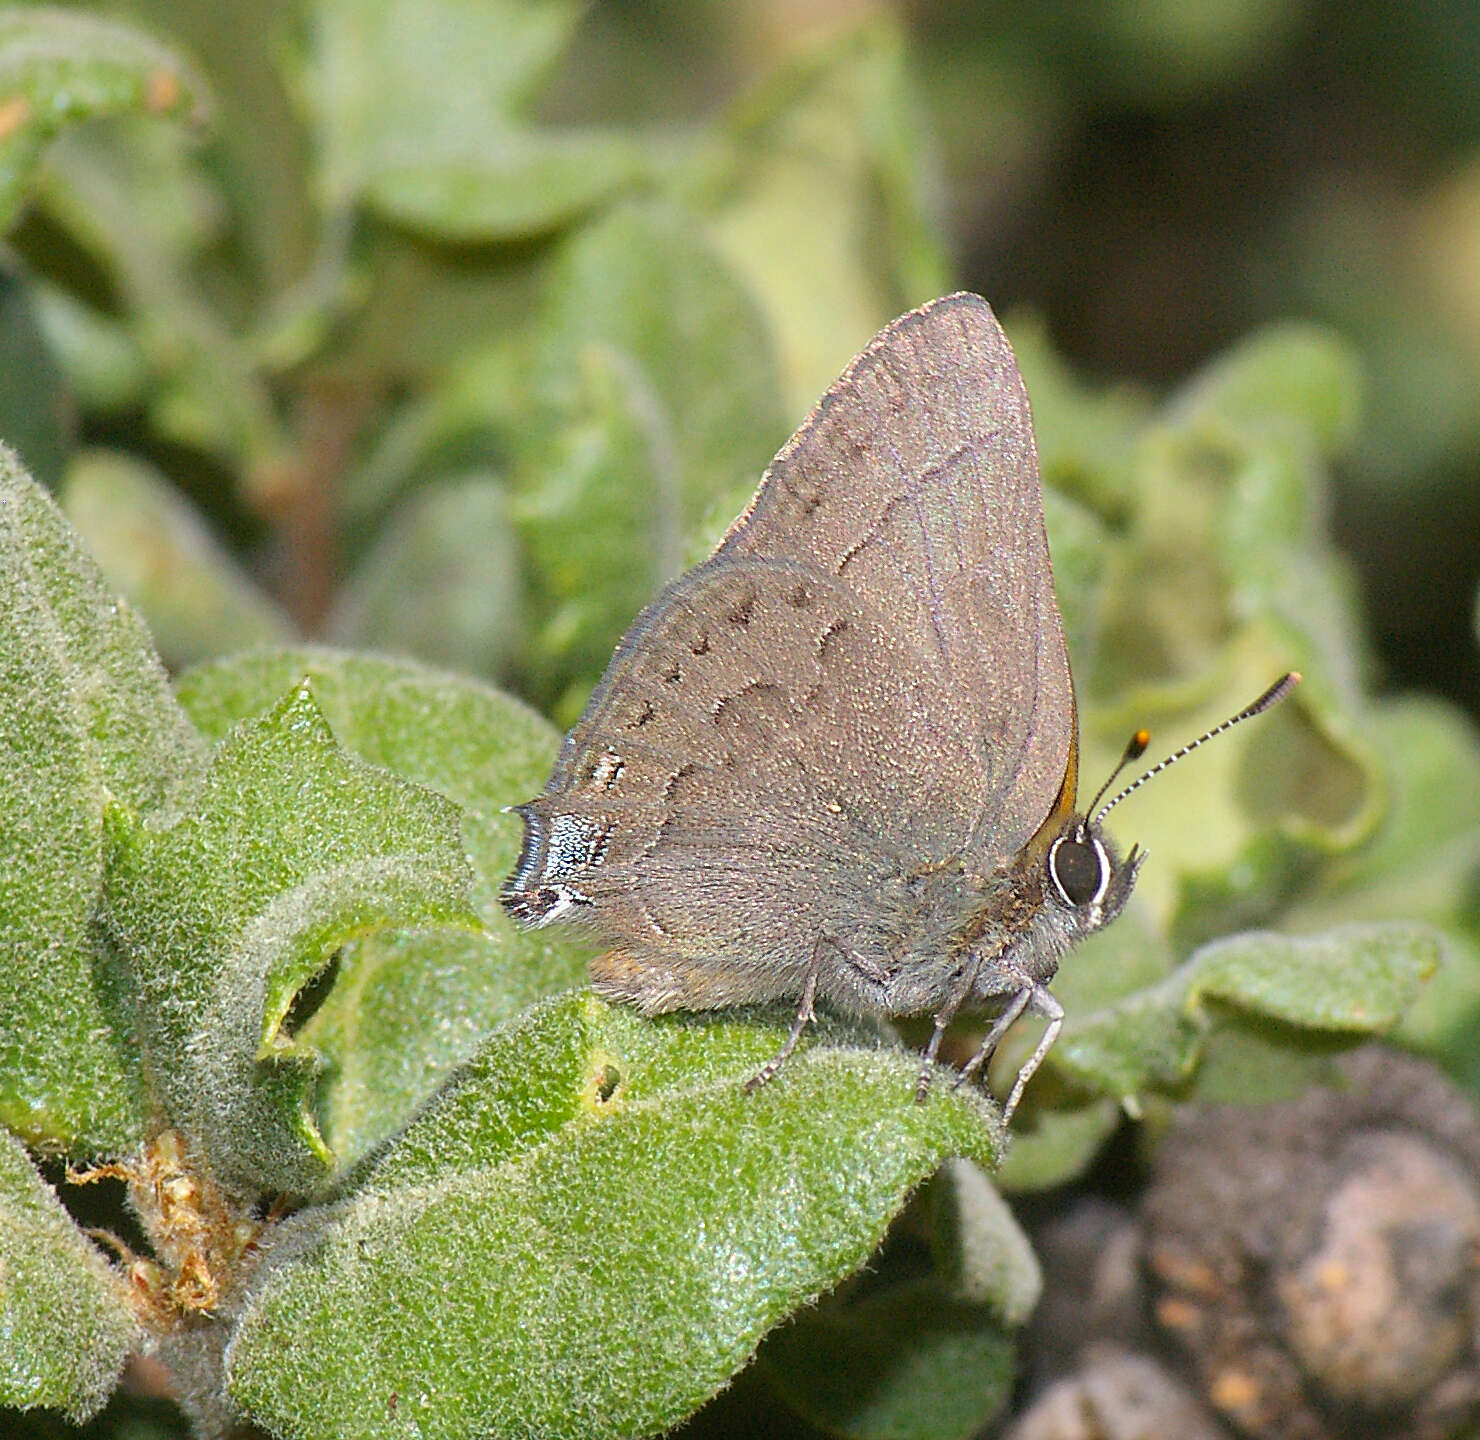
xmin=1249 ymin=670 xmax=1302 ymax=716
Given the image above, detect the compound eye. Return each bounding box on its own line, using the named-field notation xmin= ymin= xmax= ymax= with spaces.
xmin=1050 ymin=834 xmax=1108 ymax=908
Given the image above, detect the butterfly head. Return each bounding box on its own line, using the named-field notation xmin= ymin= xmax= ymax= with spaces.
xmin=1044 ymin=816 xmax=1142 ymax=938
xmin=1035 ymin=671 xmax=1304 ymax=950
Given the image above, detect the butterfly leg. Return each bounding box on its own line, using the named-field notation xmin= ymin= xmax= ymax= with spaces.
xmin=914 ymin=960 xmax=984 ymax=1104
xmin=743 ymin=943 xmax=823 ymax=1093
xmin=998 ymin=987 xmax=1063 ymax=1124
xmin=953 ymin=983 xmax=1035 ymax=1091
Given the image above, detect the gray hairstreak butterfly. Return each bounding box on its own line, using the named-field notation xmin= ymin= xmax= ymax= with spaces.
xmin=502 ymin=293 xmax=1297 ymax=1121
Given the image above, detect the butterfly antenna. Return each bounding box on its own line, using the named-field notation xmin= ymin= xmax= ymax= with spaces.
xmin=1090 ymin=672 xmax=1302 ymax=828
xmin=1084 ymin=728 xmax=1152 ymax=822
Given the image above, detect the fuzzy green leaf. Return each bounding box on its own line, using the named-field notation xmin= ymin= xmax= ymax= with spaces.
xmin=227 ymin=993 xmax=1002 ymax=1440
xmin=0 ymin=450 xmax=202 ymax=1153
xmin=0 ymin=1132 xmax=140 ymax=1420
xmin=61 ymin=449 xmax=294 ymax=669
xmin=100 ymin=680 xmax=478 ymax=1195
xmin=1051 ymin=922 xmax=1441 ymax=1100
xmin=928 ymin=1158 xmax=1041 ymax=1321
xmin=175 ymin=647 xmax=591 ymax=1171
xmin=758 ymin=1280 xmax=1015 ymax=1440
xmin=0 ymin=7 xmax=207 ymax=232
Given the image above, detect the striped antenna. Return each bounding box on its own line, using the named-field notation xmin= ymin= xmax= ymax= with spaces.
xmin=1091 ymin=672 xmax=1301 ymax=827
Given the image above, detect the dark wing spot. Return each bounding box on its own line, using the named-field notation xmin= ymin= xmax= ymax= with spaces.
xmin=663 ymin=661 xmax=683 ymax=684
xmin=628 ymin=699 xmax=656 ymax=729
xmin=690 ymin=630 xmax=711 ymax=655
xmin=727 ymin=590 xmax=757 ymax=627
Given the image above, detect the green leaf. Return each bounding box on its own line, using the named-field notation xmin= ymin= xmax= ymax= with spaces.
xmin=315 ymin=207 xmax=549 ymax=392
xmin=327 ymin=472 xmax=522 ymax=684
xmin=1191 ymin=923 xmax=1439 ymax=1030
xmin=305 ymin=0 xmax=581 ymax=199
xmin=758 ymin=1280 xmax=1015 ymax=1440
xmin=1052 ymin=922 xmax=1441 ymax=1100
xmin=61 ymin=449 xmax=294 ymax=670
xmin=1290 ymin=696 xmax=1480 ymax=927
xmin=1400 ymin=932 xmax=1480 ymax=1093
xmin=0 ymin=1132 xmax=140 ymax=1420
xmin=1007 ymin=312 xmax=1148 ymax=518
xmin=1280 ymin=696 xmax=1480 ymax=1084
xmin=304 ymin=0 xmax=633 ymax=239
xmin=1168 ymin=323 xmax=1365 ymax=456
xmin=1042 ymin=485 xmax=1110 ymax=677
xmin=227 ymin=993 xmax=1002 ymax=1440
xmin=0 ymin=6 xmax=207 ymax=232
xmin=175 ymin=647 xmax=591 ymax=1171
xmin=0 ymin=263 xmax=70 ymax=488
xmin=1084 ymin=325 xmax=1376 ymax=780
xmin=927 ymin=1158 xmax=1040 ymax=1321
xmin=35 ymin=117 xmax=286 ymax=473
xmin=0 ymin=450 xmax=202 ymax=1153
xmin=366 ymin=129 xmax=641 ymax=241
xmin=511 ymin=201 xmax=786 ymax=707
xmin=100 ymin=680 xmax=478 ymax=1195
xmin=30 ymin=278 xmax=149 ymax=415
xmin=688 ymin=18 xmax=951 ymax=416
xmin=991 ymin=1098 xmax=1122 ymax=1194
xmin=1074 ymin=639 xmax=1378 ymax=937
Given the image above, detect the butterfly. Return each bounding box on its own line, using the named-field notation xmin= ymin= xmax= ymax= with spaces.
xmin=502 ymin=293 xmax=1295 ymax=1120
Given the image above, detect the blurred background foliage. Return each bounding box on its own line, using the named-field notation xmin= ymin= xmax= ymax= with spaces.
xmin=4 ymin=1 xmax=1480 ymax=1437
xmin=5 ymin=0 xmax=1476 ymax=728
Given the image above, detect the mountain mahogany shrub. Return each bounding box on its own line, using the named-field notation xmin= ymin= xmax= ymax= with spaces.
xmin=0 ymin=7 xmax=1475 ymax=1438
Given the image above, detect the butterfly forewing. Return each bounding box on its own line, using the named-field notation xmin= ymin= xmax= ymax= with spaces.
xmin=716 ymin=293 xmax=1074 ymax=863
xmin=504 ymin=294 xmax=1076 ymax=1005
xmin=512 ymin=556 xmax=978 ymax=961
